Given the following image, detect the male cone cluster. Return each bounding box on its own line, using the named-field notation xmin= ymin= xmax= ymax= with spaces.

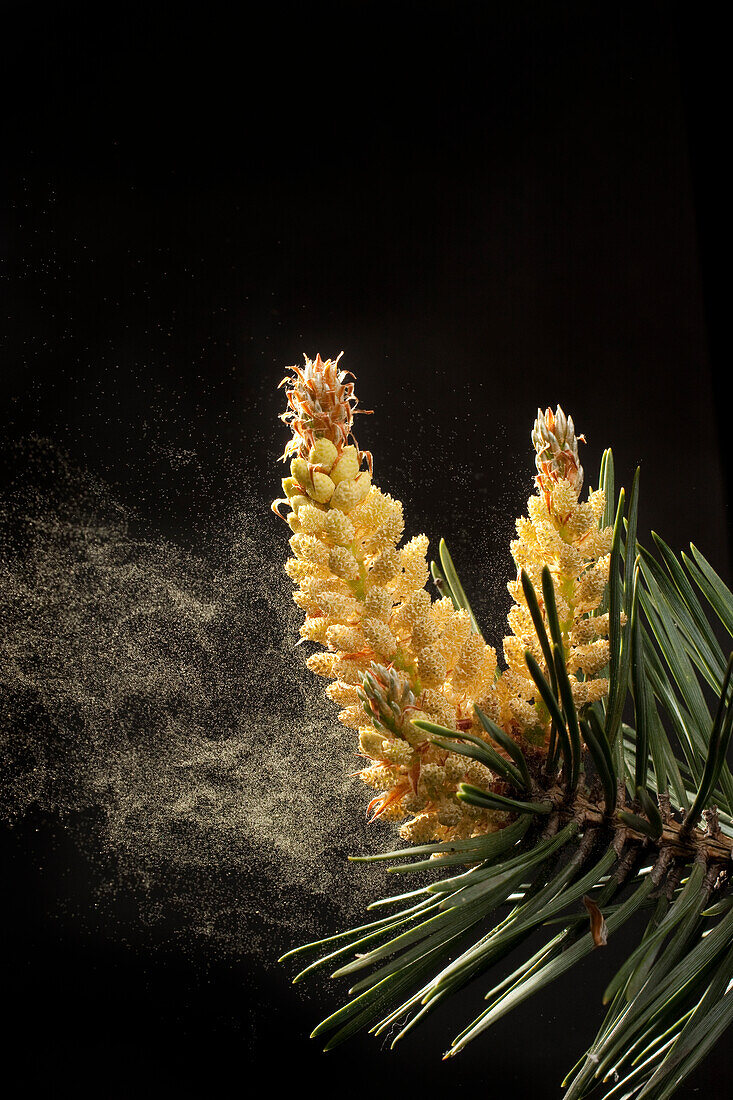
xmin=274 ymin=354 xmax=613 ymax=843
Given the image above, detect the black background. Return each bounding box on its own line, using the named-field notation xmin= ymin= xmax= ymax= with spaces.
xmin=2 ymin=2 xmax=730 ymax=1096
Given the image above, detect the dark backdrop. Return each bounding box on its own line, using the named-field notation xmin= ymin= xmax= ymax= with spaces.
xmin=1 ymin=2 xmax=730 ymax=1097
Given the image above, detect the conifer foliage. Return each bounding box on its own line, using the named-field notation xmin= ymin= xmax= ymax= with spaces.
xmin=274 ymin=354 xmax=733 ymax=1098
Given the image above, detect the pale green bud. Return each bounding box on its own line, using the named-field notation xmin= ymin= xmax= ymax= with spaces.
xmin=308 ymin=438 xmax=338 ymax=470
xmin=330 ymin=446 xmax=360 ymax=485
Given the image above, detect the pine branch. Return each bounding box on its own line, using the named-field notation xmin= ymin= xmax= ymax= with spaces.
xmin=273 ymin=370 xmax=733 ymax=1099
